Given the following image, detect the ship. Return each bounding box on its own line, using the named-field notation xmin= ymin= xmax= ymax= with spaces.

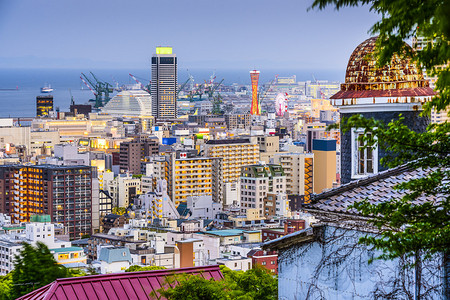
xmin=41 ymin=84 xmax=54 ymax=93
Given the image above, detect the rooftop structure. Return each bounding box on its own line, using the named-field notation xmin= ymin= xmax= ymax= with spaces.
xmin=331 ymin=37 xmax=434 ymax=184
xmin=331 ymin=36 xmax=435 ymax=103
xmin=102 ymin=90 xmax=152 ymax=117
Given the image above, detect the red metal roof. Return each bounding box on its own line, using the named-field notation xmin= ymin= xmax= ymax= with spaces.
xmin=18 ymin=265 xmax=224 ymax=300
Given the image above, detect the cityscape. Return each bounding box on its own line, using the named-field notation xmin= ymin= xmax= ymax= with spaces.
xmin=0 ymin=1 xmax=449 ymax=300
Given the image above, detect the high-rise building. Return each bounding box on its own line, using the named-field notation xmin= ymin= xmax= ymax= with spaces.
xmin=119 ymin=138 xmax=159 ymax=174
xmin=240 ymin=164 xmax=286 ymax=216
xmin=151 ymin=46 xmax=177 ymax=119
xmin=165 ymin=152 xmax=221 ymax=206
xmin=273 ymin=151 xmax=314 ymax=204
xmin=0 ymin=165 xmax=94 ymax=239
xmin=330 ymin=37 xmax=434 ymax=184
xmin=204 ymin=139 xmax=259 ymax=185
xmin=36 ymin=95 xmax=53 ymax=117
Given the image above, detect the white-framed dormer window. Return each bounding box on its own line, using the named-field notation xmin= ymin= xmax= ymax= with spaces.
xmin=351 ymin=128 xmax=378 ymax=179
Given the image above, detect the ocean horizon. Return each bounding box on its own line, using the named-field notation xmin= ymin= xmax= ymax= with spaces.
xmin=0 ymin=68 xmax=344 ymax=118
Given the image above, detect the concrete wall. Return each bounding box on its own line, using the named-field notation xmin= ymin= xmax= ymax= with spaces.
xmin=277 ymin=225 xmax=441 ymax=299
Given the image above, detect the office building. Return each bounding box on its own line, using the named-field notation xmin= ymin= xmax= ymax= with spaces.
xmin=0 ymin=165 xmax=94 ymax=239
xmin=36 ymin=95 xmax=53 ymax=117
xmin=151 ymin=46 xmax=177 ymax=119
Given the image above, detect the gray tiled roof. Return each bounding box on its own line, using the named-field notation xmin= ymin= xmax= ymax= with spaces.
xmin=308 ymin=165 xmax=437 ymax=214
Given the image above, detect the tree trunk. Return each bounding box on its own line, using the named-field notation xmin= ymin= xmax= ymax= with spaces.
xmin=415 ymin=251 xmax=422 ymax=300
xmin=444 ymin=250 xmax=450 ymax=300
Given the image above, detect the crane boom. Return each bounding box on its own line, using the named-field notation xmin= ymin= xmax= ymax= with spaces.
xmin=129 ymin=73 xmax=151 ymax=93
xmin=80 ymin=75 xmax=96 ymax=95
xmin=177 ymin=77 xmax=191 ymax=97
xmin=206 ymin=78 xmax=224 ymax=98
xmin=258 ymin=75 xmax=278 ymax=113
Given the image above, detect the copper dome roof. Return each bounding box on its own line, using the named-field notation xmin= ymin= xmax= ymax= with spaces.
xmin=331 ymin=37 xmax=435 ymax=99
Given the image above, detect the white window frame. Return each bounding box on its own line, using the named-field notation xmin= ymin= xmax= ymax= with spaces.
xmin=351 ymin=128 xmax=378 ymax=179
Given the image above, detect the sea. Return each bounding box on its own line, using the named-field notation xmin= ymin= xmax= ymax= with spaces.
xmin=0 ymin=68 xmax=343 ymax=118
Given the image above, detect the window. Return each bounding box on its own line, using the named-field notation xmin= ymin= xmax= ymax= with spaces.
xmin=351 ymin=128 xmax=378 ymax=178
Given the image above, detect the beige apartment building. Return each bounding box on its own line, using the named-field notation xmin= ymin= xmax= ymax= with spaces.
xmin=273 ymin=151 xmax=314 ymax=204
xmin=250 ymin=135 xmax=279 ymax=163
xmin=204 ymin=139 xmax=259 ymax=184
xmin=165 ymin=152 xmax=221 ymax=206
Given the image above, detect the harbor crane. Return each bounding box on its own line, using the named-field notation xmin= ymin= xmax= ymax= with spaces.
xmin=129 ymin=73 xmax=151 ymax=93
xmin=258 ymin=75 xmax=278 ymax=114
xmin=205 ymin=78 xmax=224 ymax=98
xmin=177 ymin=77 xmax=191 ymax=98
xmin=80 ymin=72 xmax=113 ymax=108
xmin=187 ymin=83 xmax=205 ymax=102
xmin=211 ymin=93 xmax=223 ymax=115
xmin=312 ymin=74 xmax=326 ymax=99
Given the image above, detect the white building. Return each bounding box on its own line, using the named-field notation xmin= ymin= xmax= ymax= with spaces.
xmin=216 ymin=256 xmax=252 ymax=271
xmin=240 ymin=164 xmax=286 ymax=216
xmin=93 ymin=246 xmax=132 ymax=274
xmin=186 ymin=195 xmax=222 ymax=220
xmin=103 ymin=173 xmax=141 ymax=207
xmin=0 ymin=221 xmax=71 ymax=275
xmin=136 ymin=179 xmax=179 ymax=220
xmin=101 ymin=90 xmax=152 ymax=117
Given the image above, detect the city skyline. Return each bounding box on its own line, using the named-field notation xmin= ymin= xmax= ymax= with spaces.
xmin=0 ymin=0 xmax=380 ymax=71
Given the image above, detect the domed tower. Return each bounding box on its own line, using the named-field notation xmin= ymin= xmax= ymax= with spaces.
xmin=331 ymin=37 xmax=435 ymax=184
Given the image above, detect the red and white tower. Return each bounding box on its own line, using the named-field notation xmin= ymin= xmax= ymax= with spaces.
xmin=250 ymin=70 xmax=260 ymax=115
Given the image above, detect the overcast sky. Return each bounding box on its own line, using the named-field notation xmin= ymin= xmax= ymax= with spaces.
xmin=0 ymin=0 xmax=380 ymax=71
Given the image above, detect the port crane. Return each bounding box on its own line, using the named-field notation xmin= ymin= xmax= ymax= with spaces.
xmin=177 ymin=77 xmax=191 ymax=98
xmin=211 ymin=93 xmax=223 ymax=115
xmin=258 ymin=75 xmax=278 ymax=114
xmin=129 ymin=73 xmax=151 ymax=93
xmin=187 ymin=83 xmax=205 ymax=102
xmin=206 ymin=78 xmax=224 ymax=98
xmin=80 ymin=72 xmax=113 ymax=108
xmin=312 ymin=74 xmax=326 ymax=99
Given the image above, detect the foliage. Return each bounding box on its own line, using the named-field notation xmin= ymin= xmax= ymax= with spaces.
xmin=154 ymin=265 xmax=277 ymax=300
xmin=0 ymin=273 xmax=12 ymax=300
xmin=11 ymin=242 xmax=70 ymax=298
xmin=125 ymin=265 xmax=167 ymax=272
xmin=310 ymin=0 xmax=450 ymax=264
xmin=112 ymin=206 xmax=127 ymax=215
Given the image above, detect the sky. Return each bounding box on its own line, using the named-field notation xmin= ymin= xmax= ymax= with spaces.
xmin=0 ymin=0 xmax=380 ymax=72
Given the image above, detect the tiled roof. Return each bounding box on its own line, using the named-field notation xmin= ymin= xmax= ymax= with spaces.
xmin=308 ymin=165 xmax=435 ymax=214
xmin=18 ymin=265 xmax=224 ymax=300
xmin=98 ymin=247 xmax=132 ymax=264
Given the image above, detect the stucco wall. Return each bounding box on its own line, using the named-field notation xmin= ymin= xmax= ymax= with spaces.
xmin=277 ymin=225 xmax=441 ymax=299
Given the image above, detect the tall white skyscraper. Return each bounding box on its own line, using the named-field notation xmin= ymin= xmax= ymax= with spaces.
xmin=151 ymin=46 xmax=177 ymax=119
